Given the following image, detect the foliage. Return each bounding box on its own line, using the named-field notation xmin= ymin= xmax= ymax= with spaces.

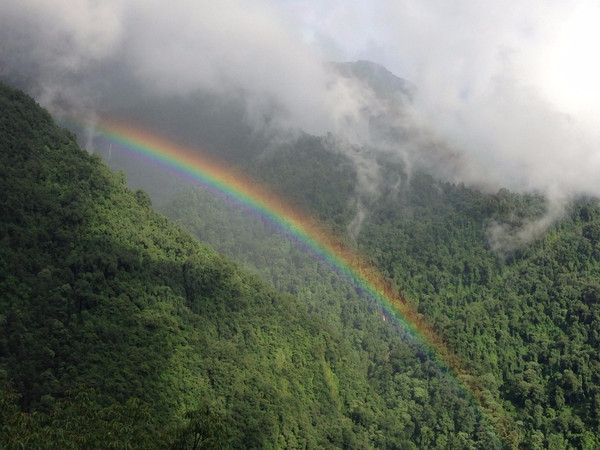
xmin=163 ymin=151 xmax=600 ymax=448
xmin=161 ymin=186 xmax=502 ymax=448
xmin=0 ymin=82 xmax=390 ymax=448
xmin=0 ymin=381 xmax=154 ymax=449
xmin=357 ymin=172 xmax=600 ymax=448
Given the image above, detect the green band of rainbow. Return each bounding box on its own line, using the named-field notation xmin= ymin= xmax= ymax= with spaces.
xmin=91 ymin=118 xmax=513 ymax=444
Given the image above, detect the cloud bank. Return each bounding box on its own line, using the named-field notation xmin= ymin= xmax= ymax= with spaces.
xmin=290 ymin=0 xmax=600 ymax=199
xmin=2 ymin=0 xmax=600 ymax=209
xmin=0 ymin=0 xmax=374 ymax=140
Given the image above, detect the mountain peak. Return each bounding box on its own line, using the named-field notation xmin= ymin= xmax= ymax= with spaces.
xmin=333 ymin=60 xmax=416 ymax=102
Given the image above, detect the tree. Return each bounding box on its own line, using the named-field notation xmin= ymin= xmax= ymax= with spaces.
xmin=169 ymin=405 xmax=227 ymax=450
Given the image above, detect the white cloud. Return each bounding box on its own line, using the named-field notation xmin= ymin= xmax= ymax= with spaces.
xmin=2 ymin=0 xmax=600 ymax=204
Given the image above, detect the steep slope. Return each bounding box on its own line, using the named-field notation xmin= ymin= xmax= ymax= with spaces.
xmin=0 ymin=82 xmax=388 ymax=448
xmin=161 ymin=186 xmax=505 ymax=449
xmin=162 ymin=158 xmax=600 ymax=448
xmin=50 ymin=57 xmax=600 ymax=447
xmin=358 ymin=173 xmax=600 ymax=448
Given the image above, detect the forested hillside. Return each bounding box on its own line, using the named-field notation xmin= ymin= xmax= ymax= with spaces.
xmin=359 ymin=175 xmax=600 ymax=448
xmin=0 ymin=82 xmax=472 ymax=448
xmin=162 ymin=141 xmax=600 ymax=448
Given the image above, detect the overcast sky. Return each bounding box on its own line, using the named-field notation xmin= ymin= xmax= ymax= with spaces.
xmin=1 ymin=0 xmax=600 ymax=201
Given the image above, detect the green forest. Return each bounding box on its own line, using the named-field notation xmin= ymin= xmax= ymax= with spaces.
xmin=161 ymin=151 xmax=600 ymax=449
xmin=2 ymin=80 xmax=600 ymax=449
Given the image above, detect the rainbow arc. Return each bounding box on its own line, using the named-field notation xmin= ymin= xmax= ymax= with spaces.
xmin=94 ymin=118 xmax=514 ymax=445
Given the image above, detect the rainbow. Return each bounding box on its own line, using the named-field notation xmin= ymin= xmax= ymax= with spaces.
xmin=91 ymin=118 xmax=513 ymax=444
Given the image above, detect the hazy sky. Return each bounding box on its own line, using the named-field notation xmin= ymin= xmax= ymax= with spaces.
xmin=1 ymin=0 xmax=600 ymax=201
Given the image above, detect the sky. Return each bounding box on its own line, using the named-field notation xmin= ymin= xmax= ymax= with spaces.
xmin=1 ymin=0 xmax=600 ymax=204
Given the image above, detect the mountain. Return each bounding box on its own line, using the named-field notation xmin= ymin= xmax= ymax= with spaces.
xmin=4 ymin=53 xmax=600 ymax=447
xmin=67 ymin=58 xmax=600 ymax=447
xmin=333 ymin=60 xmax=417 ymax=103
xmin=153 ymin=84 xmax=600 ymax=447
xmin=0 ymin=82 xmax=413 ymax=448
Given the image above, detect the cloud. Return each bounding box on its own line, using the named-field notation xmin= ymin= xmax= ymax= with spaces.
xmin=486 ymin=198 xmax=566 ymax=259
xmin=2 ymin=0 xmax=600 ymax=213
xmin=289 ymin=1 xmax=600 ymax=199
xmin=277 ymin=0 xmax=600 ymax=248
xmin=0 ymin=0 xmax=376 ymax=140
